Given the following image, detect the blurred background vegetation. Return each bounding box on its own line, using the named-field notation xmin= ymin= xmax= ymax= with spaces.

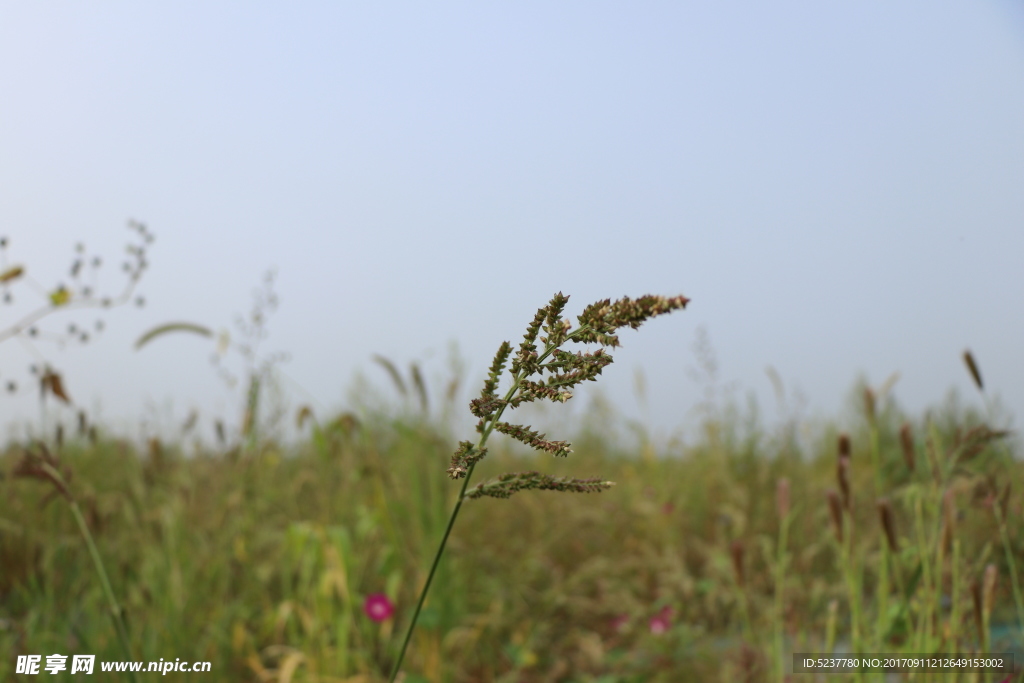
xmin=1 ymin=362 xmax=1020 ymax=682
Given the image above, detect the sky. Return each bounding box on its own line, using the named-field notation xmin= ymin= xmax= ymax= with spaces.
xmin=0 ymin=2 xmax=1022 ymax=447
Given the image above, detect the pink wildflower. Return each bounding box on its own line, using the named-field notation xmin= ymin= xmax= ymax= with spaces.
xmin=649 ymin=606 xmax=673 ymax=635
xmin=363 ymin=593 xmax=394 ymax=622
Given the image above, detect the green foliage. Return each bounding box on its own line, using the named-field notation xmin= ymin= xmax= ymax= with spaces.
xmin=3 ymin=271 xmax=1023 ymax=683
xmin=0 ymin=387 xmax=1021 ymax=682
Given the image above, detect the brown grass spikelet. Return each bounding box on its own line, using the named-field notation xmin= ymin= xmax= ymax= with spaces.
xmin=729 ymin=539 xmax=746 ymax=589
xmin=776 ymin=477 xmax=790 ymax=521
xmin=464 ymin=471 xmax=614 ymax=500
xmin=482 ymin=340 xmax=513 ymax=400
xmin=372 ymin=355 xmax=407 ymax=397
xmin=40 ymin=367 xmax=72 ymax=404
xmin=956 ymin=425 xmax=1012 ymax=464
xmin=541 ymin=291 xmax=571 ymax=347
xmin=837 ymin=433 xmax=851 ymax=460
xmin=295 ymin=405 xmax=314 ymax=429
xmin=494 ymin=421 xmax=572 ymax=457
xmin=826 ymin=490 xmax=844 ymax=543
xmin=963 ymin=349 xmax=984 ymax=391
xmin=863 ymin=387 xmax=876 ymax=423
xmin=12 ymin=443 xmax=74 ymax=504
xmin=877 ymin=498 xmax=899 ymax=553
xmin=837 ymin=456 xmax=852 ymax=513
xmin=941 ymin=488 xmax=956 ymax=554
xmin=899 ymin=422 xmax=915 ymax=472
xmin=328 ymin=412 xmax=360 ymax=435
xmin=574 ymin=294 xmax=690 ymax=347
xmin=410 ymin=361 xmax=429 ymax=413
xmin=447 ymin=441 xmax=488 ymax=479
xmin=510 ymin=309 xmax=545 ymax=376
xmin=469 ymin=396 xmax=507 ymax=418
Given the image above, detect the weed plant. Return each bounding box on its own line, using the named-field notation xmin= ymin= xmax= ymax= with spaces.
xmin=2 ymin=282 xmax=1023 ymax=682
xmin=390 ymin=292 xmax=691 ymax=680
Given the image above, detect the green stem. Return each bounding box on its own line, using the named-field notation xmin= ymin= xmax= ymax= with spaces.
xmin=43 ymin=464 xmax=138 ymax=683
xmin=992 ymin=502 xmax=1024 ymax=641
xmin=388 ymin=327 xmax=593 ymax=681
xmin=774 ymin=511 xmax=792 ymax=683
xmin=912 ymin=491 xmax=933 ymax=653
xmin=388 ymin=471 xmax=473 ymax=683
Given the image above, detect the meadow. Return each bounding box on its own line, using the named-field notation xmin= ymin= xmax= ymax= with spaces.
xmin=1 ymin=360 xmax=1021 ymax=682
xmin=0 ymin=232 xmax=1021 ymax=681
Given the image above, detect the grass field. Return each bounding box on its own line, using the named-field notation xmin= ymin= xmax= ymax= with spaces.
xmin=1 ymin=364 xmax=1021 ymax=682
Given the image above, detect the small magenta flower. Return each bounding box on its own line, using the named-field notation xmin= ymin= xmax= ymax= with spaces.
xmin=649 ymin=606 xmax=673 ymax=635
xmin=363 ymin=593 xmax=394 ymax=622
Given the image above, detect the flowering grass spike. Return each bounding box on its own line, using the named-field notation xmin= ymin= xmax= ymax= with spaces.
xmin=391 ymin=291 xmax=689 ymax=681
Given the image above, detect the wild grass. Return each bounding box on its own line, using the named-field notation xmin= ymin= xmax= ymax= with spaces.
xmin=1 ymin=364 xmax=1020 ymax=682
xmin=0 ymin=238 xmax=1021 ymax=682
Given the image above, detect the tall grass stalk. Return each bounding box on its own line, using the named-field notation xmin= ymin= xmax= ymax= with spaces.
xmin=388 ymin=292 xmax=689 ymax=681
xmin=963 ymin=349 xmax=1024 ymax=644
xmin=14 ymin=448 xmax=139 ymax=683
xmin=991 ymin=501 xmax=1024 ymax=641
xmin=772 ymin=478 xmax=793 ymax=683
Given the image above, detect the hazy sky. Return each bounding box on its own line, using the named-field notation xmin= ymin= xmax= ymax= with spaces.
xmin=1 ymin=2 xmax=1022 ymax=446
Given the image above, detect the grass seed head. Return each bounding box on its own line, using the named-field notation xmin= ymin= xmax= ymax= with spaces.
xmin=729 ymin=539 xmax=745 ymax=589
xmin=963 ymin=350 xmax=984 ymax=391
xmin=373 ymin=355 xmax=407 ymax=397
xmin=409 ymin=361 xmax=429 ymax=413
xmin=776 ymin=477 xmax=790 ymax=521
xmin=12 ymin=443 xmax=74 ymax=504
xmin=465 ymin=471 xmax=615 ymax=500
xmin=899 ymin=422 xmax=915 ymax=472
xmin=863 ymin=387 xmax=876 ymax=423
xmin=837 ymin=456 xmax=852 ymax=513
xmin=941 ymin=488 xmax=957 ymax=554
xmin=837 ymin=433 xmax=851 ymax=460
xmin=877 ymin=498 xmax=899 ymax=553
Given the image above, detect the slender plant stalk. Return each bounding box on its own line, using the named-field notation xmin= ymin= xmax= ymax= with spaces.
xmin=388 ymin=292 xmax=688 ymax=681
xmin=40 ymin=462 xmax=140 ymax=683
xmin=773 ymin=513 xmax=791 ymax=683
xmin=388 ymin=324 xmax=579 ymax=681
xmin=991 ymin=501 xmax=1024 ymax=641
xmin=824 ymin=599 xmax=838 ymax=656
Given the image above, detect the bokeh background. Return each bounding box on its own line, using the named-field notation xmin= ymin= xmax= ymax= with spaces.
xmin=1 ymin=2 xmax=1022 ymax=443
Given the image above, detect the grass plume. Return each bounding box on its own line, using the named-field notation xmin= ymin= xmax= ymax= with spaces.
xmin=389 ymin=291 xmax=689 ymax=681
